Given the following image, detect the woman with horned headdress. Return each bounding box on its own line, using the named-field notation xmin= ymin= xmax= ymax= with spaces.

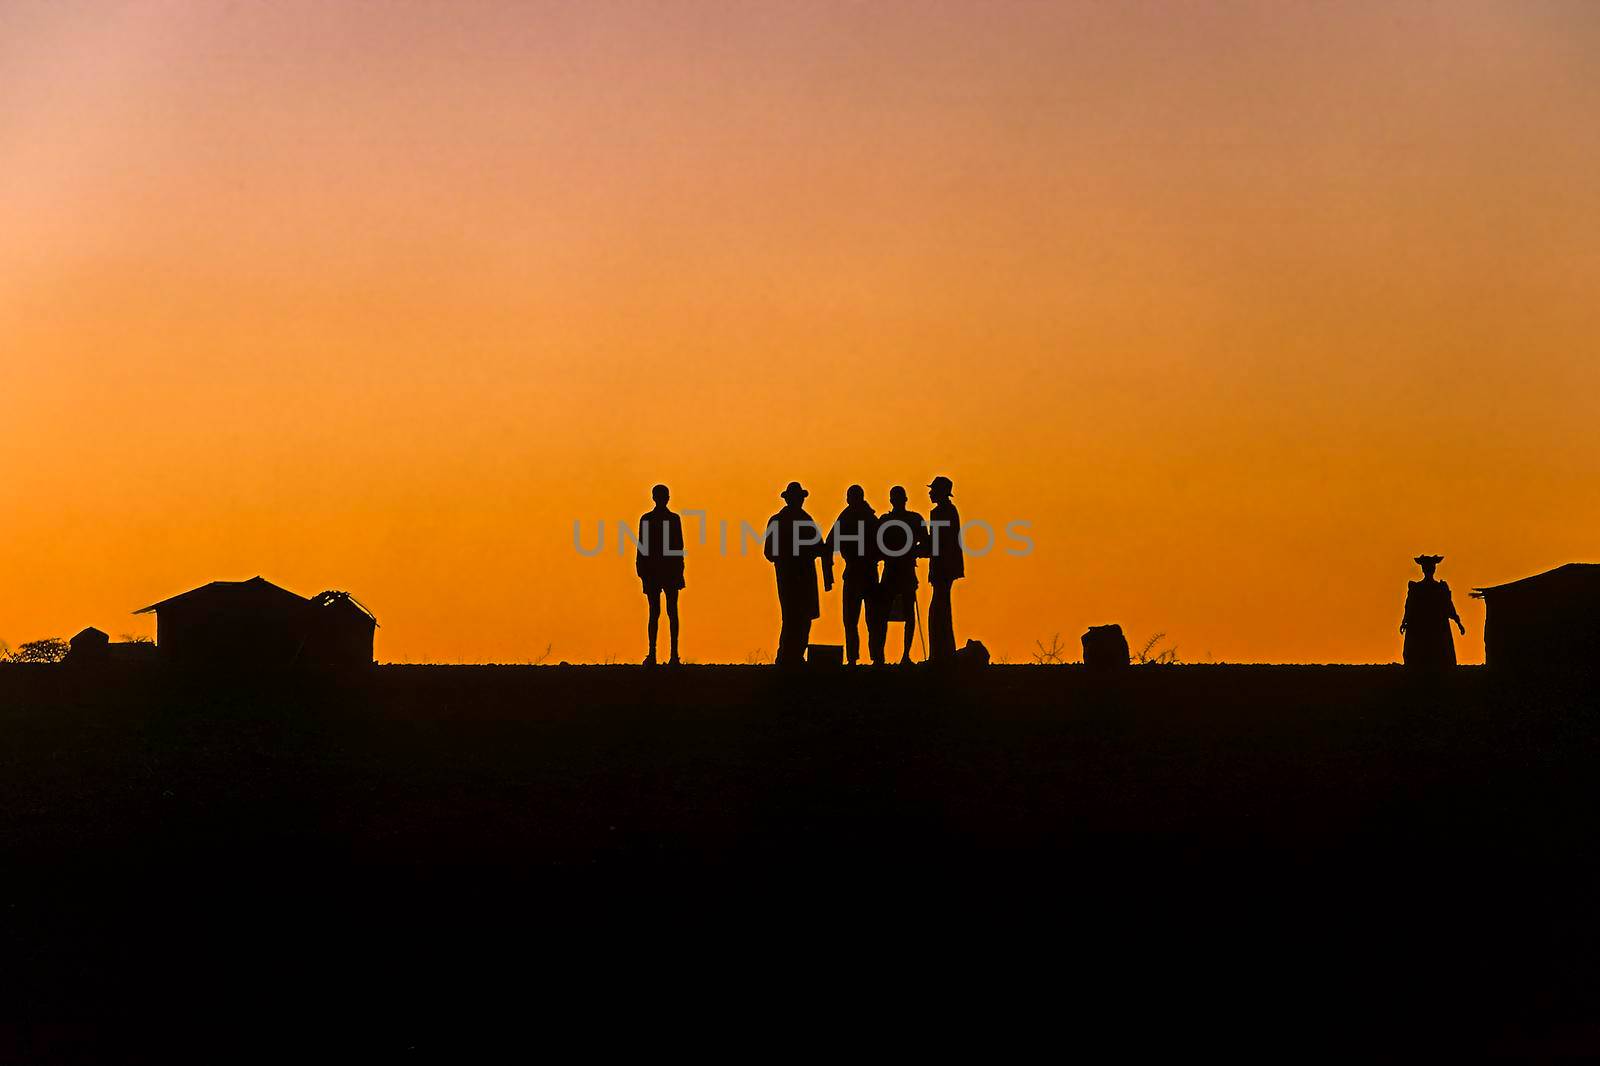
xmin=1400 ymin=554 xmax=1465 ymax=669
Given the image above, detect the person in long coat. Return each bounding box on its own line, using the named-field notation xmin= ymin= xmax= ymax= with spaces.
xmin=925 ymin=475 xmax=965 ymax=663
xmin=827 ymin=485 xmax=882 ymax=665
xmin=636 ymin=484 xmax=685 ymax=665
xmin=764 ymin=481 xmax=833 ymax=667
xmin=876 ymin=485 xmax=926 ymax=665
xmin=1401 ymin=554 xmax=1465 ymax=669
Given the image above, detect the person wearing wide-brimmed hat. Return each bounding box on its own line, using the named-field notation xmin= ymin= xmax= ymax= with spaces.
xmin=764 ymin=481 xmax=834 ymax=666
xmin=1400 ymin=554 xmax=1465 ymax=669
xmin=925 ymin=475 xmax=964 ymax=663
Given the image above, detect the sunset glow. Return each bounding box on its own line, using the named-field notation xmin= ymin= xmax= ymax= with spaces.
xmin=5 ymin=1 xmax=1598 ymax=663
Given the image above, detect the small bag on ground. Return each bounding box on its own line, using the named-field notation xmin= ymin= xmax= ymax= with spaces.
xmin=1082 ymin=625 xmax=1130 ymax=671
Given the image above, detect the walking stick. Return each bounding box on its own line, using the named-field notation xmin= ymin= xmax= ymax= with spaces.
xmin=914 ymin=592 xmax=926 ymax=662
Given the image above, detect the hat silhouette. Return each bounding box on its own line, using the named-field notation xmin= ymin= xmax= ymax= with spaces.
xmin=928 ymin=475 xmax=954 ymax=497
xmin=781 ymin=481 xmax=809 ymax=503
xmin=1414 ymin=554 xmax=1444 ymax=566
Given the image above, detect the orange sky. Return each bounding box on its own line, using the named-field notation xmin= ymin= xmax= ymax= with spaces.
xmin=4 ymin=1 xmax=1598 ymax=664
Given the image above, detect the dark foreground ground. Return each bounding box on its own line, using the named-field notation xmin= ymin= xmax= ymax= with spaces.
xmin=2 ymin=663 xmax=1598 ymax=1058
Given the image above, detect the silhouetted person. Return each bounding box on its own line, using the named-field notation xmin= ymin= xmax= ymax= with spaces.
xmin=925 ymin=475 xmax=964 ymax=663
xmin=764 ymin=481 xmax=833 ymax=667
xmin=828 ymin=485 xmax=882 ymax=665
xmin=1401 ymin=554 xmax=1464 ymax=670
xmin=876 ymin=485 xmax=927 ymax=665
xmin=636 ymin=484 xmax=685 ymax=665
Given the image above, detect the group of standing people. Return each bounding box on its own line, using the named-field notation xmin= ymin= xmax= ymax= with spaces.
xmin=766 ymin=476 xmax=964 ymax=667
xmin=634 ymin=478 xmax=966 ymax=668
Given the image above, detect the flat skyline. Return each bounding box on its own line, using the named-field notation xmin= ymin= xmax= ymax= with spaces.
xmin=5 ymin=1 xmax=1599 ymax=664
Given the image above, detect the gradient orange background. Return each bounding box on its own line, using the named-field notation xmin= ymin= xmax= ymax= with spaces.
xmin=4 ymin=1 xmax=1598 ymax=664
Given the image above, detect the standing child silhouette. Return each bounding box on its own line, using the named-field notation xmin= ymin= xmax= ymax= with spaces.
xmin=636 ymin=484 xmax=685 ymax=666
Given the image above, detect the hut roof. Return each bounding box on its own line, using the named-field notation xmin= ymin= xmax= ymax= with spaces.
xmin=134 ymin=577 xmax=308 ymax=615
xmin=310 ymin=590 xmax=380 ymax=627
xmin=1472 ymin=563 xmax=1600 ymax=599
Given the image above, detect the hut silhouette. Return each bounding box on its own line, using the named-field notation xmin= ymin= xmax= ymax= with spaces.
xmin=65 ymin=627 xmax=157 ymax=666
xmin=134 ymin=577 xmax=377 ymax=669
xmin=1472 ymin=563 xmax=1600 ymax=674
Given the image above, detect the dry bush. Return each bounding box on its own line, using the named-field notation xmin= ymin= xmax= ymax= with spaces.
xmin=1133 ymin=632 xmax=1179 ymax=665
xmin=1031 ymin=633 xmax=1068 ymax=665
